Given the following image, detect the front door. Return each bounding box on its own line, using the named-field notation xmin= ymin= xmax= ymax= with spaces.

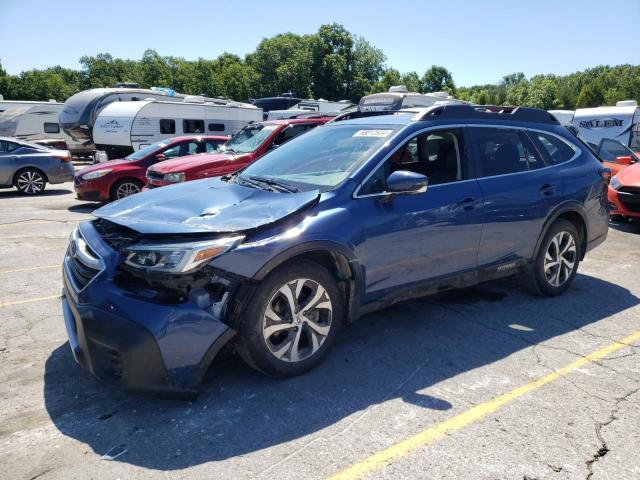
xmin=354 ymin=128 xmax=484 ymax=300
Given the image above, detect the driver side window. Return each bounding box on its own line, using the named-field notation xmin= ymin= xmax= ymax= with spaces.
xmin=359 ymin=130 xmax=464 ymax=195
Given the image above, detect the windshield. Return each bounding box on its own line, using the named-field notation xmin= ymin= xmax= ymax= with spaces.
xmin=239 ymin=124 xmax=402 ymax=192
xmin=125 ymin=140 xmax=169 ymax=160
xmin=219 ymin=124 xmax=278 ymax=154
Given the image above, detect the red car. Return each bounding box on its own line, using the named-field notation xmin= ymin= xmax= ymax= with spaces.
xmin=74 ymin=135 xmax=229 ymax=202
xmin=608 ymin=161 xmax=640 ymax=220
xmin=146 ymin=118 xmax=332 ymax=188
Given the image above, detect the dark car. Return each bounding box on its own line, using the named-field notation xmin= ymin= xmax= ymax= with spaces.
xmin=73 ymin=135 xmax=229 ymax=202
xmin=61 ymin=105 xmax=610 ymax=396
xmin=0 ymin=137 xmax=74 ymax=195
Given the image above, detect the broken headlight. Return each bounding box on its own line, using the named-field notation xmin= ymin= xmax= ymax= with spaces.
xmin=123 ymin=236 xmax=243 ymax=273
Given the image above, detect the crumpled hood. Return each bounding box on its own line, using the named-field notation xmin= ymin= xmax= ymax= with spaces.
xmin=152 ymin=152 xmax=249 ymax=174
xmin=94 ymin=177 xmax=320 ymax=234
xmin=616 ymin=161 xmax=640 ymax=186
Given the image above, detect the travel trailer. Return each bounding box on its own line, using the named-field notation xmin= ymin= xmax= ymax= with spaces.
xmin=0 ymin=100 xmax=66 ymax=142
xmin=92 ymin=97 xmax=262 ymax=158
xmin=266 ymin=99 xmax=354 ymax=120
xmin=358 ymin=86 xmax=466 ymax=112
xmin=571 ymin=100 xmax=640 ymax=152
xmin=548 ymin=110 xmax=575 ymax=126
xmin=59 ymin=86 xmax=253 ymax=155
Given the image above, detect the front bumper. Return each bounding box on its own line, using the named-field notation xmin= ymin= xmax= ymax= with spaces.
xmin=61 ymin=221 xmax=236 ymax=396
xmin=608 ymin=185 xmax=640 ymax=218
xmin=74 ymin=176 xmax=110 ymax=202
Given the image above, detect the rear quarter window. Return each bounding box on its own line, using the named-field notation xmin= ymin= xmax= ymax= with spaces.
xmin=531 ymin=132 xmax=576 ymax=165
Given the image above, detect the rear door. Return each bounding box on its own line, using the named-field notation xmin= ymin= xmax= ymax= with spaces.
xmin=470 ymin=126 xmax=556 ymax=267
xmin=0 ymin=140 xmax=21 ymax=185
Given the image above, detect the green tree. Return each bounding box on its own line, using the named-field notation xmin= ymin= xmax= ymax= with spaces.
xmin=348 ymin=36 xmax=386 ymax=101
xmin=421 ymin=65 xmax=456 ymax=94
xmin=310 ymin=23 xmax=354 ymax=100
xmin=575 ymin=82 xmax=605 ymax=108
xmin=400 ymin=71 xmax=421 ymax=92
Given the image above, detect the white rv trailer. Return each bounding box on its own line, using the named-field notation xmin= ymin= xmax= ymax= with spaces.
xmin=571 ymin=100 xmax=640 ymax=152
xmin=358 ymin=86 xmax=467 ymax=112
xmin=92 ymin=97 xmax=262 ymax=158
xmin=0 ymin=100 xmax=66 ymax=141
xmin=548 ymin=110 xmax=575 ymax=126
xmin=266 ymin=99 xmax=354 ymax=120
xmin=59 ymin=86 xmax=253 ymax=155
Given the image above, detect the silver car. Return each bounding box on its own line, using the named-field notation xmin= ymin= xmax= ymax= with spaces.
xmin=0 ymin=137 xmax=75 ymax=195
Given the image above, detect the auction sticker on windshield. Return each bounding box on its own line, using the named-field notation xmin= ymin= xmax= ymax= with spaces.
xmin=352 ymin=129 xmax=393 ymax=137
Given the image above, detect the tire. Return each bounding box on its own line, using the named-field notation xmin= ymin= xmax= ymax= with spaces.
xmin=110 ymin=178 xmax=142 ymax=201
xmin=14 ymin=168 xmax=47 ymax=195
xmin=523 ymin=219 xmax=580 ymax=297
xmin=236 ymin=259 xmax=344 ymax=377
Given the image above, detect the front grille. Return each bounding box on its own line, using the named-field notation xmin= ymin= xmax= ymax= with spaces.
xmin=68 ymin=253 xmax=100 ymax=289
xmin=147 ymin=170 xmax=163 ymax=181
xmin=73 ymin=175 xmax=81 ymax=186
xmin=617 ymin=187 xmax=640 ymax=212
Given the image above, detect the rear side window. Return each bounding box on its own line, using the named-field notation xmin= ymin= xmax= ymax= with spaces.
xmin=208 ymin=123 xmax=225 ymax=132
xmin=183 ymin=119 xmax=204 ymax=134
xmin=44 ymin=122 xmax=60 ymax=134
xmin=532 ymin=132 xmax=576 ymax=165
xmin=160 ymin=119 xmax=175 ymax=134
xmin=0 ymin=140 xmax=19 ymax=152
xmin=470 ymin=127 xmax=541 ymax=177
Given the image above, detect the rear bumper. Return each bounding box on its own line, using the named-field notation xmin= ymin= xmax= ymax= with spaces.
xmin=608 ymin=185 xmax=640 ymax=218
xmin=61 ymin=221 xmax=236 ymax=396
xmin=48 ymin=163 xmax=75 ymax=184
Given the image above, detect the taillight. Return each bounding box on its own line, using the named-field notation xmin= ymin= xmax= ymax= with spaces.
xmin=599 ymin=167 xmax=612 ymax=183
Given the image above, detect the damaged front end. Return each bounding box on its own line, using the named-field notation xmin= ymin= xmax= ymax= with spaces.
xmin=61 ymin=218 xmax=254 ymax=397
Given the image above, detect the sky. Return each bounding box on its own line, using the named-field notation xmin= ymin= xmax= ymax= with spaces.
xmin=1 ymin=0 xmax=639 ymax=87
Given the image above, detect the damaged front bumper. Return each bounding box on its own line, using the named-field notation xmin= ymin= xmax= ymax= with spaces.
xmin=61 ymin=220 xmax=238 ymax=396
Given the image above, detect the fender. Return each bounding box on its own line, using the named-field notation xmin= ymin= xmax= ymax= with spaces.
xmin=252 ymin=240 xmax=364 ymax=322
xmin=532 ymin=200 xmax=588 ymax=261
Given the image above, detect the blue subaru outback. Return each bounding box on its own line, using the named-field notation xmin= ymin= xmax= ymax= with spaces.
xmin=61 ymin=104 xmax=610 ymax=396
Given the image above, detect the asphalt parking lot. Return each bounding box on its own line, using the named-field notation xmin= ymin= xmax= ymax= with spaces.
xmin=0 ymin=181 xmax=639 ymax=480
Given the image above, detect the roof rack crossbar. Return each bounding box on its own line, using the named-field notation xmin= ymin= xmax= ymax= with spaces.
xmin=417 ymin=104 xmax=559 ymax=125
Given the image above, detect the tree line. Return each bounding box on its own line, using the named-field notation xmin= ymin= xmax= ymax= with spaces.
xmin=1 ymin=23 xmax=638 ymax=109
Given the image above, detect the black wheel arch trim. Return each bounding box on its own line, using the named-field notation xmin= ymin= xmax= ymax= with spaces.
xmin=252 ymin=240 xmax=364 ymax=322
xmin=533 ymin=201 xmax=588 ymax=261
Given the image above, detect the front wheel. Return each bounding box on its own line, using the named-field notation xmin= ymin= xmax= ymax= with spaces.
xmin=523 ymin=219 xmax=580 ymax=296
xmin=236 ymin=260 xmax=343 ymax=377
xmin=14 ymin=168 xmax=47 ymax=195
xmin=110 ymin=178 xmax=142 ymax=201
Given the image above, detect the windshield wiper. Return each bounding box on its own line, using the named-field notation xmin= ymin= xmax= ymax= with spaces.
xmin=248 ymin=176 xmax=299 ymax=193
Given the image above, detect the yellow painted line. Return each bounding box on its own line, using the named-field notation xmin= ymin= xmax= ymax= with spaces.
xmin=0 ymin=294 xmax=60 ymax=308
xmin=0 ymin=265 xmax=59 ymax=274
xmin=329 ymin=330 xmax=640 ymax=480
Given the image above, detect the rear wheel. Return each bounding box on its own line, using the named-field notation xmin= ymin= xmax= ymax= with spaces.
xmin=14 ymin=168 xmax=47 ymax=195
xmin=110 ymin=178 xmax=142 ymax=201
xmin=236 ymin=260 xmax=343 ymax=377
xmin=523 ymin=219 xmax=580 ymax=296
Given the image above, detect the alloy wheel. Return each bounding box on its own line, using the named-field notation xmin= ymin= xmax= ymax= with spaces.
xmin=262 ymin=278 xmax=333 ymax=363
xmin=544 ymin=231 xmax=576 ymax=287
xmin=17 ymin=170 xmax=45 ymax=194
xmin=116 ymin=182 xmax=140 ymax=199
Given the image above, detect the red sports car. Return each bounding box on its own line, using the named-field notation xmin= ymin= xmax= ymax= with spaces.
xmin=608 ymin=161 xmax=640 ymax=220
xmin=74 ymin=135 xmax=229 ymax=202
xmin=145 ymin=117 xmax=332 ymax=188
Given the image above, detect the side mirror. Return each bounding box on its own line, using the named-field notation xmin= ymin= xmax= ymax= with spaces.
xmin=615 ymin=155 xmax=634 ymax=165
xmin=386 ymin=170 xmax=428 ymax=194
xmin=154 ymin=153 xmax=166 ymax=162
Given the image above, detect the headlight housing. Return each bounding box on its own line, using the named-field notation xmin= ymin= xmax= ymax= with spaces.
xmin=123 ymin=236 xmax=243 ymax=273
xmin=163 ymin=172 xmax=186 ymax=183
xmin=609 ymin=175 xmax=621 ymax=190
xmin=82 ymin=169 xmax=112 ymax=180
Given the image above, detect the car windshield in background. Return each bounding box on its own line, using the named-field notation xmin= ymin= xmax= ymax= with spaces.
xmin=239 ymin=124 xmax=401 ymax=191
xmin=125 ymin=141 xmax=169 ymax=160
xmin=219 ymin=124 xmax=278 ymax=154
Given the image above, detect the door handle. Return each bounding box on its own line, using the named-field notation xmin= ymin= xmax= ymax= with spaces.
xmin=539 ymin=184 xmax=556 ymax=196
xmin=458 ymin=197 xmax=476 ymax=211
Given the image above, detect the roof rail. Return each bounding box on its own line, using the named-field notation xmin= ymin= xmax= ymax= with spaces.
xmin=416 ymin=104 xmax=560 ymax=125
xmin=330 ymin=109 xmax=408 ymax=122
